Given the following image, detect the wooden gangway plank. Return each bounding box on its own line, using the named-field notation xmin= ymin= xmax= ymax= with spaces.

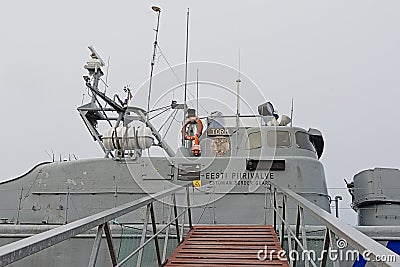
xmin=164 ymin=225 xmax=289 ymax=266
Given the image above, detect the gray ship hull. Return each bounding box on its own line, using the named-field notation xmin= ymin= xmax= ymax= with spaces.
xmin=0 ymin=156 xmax=330 ymax=226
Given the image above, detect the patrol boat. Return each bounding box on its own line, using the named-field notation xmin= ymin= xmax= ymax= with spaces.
xmin=0 ymin=9 xmax=399 ymax=267
xmin=0 ymin=43 xmax=330 ymax=265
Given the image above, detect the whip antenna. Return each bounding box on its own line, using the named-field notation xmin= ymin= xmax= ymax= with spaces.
xmin=236 ymin=49 xmax=241 ymax=128
xmin=196 ymin=69 xmax=199 ymax=116
xmin=182 ymin=8 xmax=190 ymax=146
xmin=183 ymin=8 xmax=190 ymax=120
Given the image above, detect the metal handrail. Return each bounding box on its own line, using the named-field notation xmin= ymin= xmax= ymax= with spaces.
xmin=270 ymin=181 xmax=400 ymax=267
xmin=117 ymin=201 xmax=190 ymax=267
xmin=0 ymin=183 xmax=192 ymax=267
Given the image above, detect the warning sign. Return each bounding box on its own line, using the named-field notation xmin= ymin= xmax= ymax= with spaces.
xmin=193 ymin=180 xmax=201 ymax=187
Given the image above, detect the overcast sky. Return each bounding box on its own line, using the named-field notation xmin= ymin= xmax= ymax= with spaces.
xmin=1 ymin=1 xmax=400 ymax=225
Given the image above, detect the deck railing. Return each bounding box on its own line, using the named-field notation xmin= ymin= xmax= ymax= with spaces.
xmin=0 ymin=183 xmax=193 ymax=267
xmin=270 ymin=181 xmax=400 ymax=267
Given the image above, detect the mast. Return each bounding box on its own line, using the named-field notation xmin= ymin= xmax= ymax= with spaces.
xmin=236 ymin=79 xmax=241 ymax=118
xmin=290 ymin=98 xmax=294 ymax=127
xmin=235 ymin=50 xmax=241 ymax=156
xmin=146 ymin=6 xmax=161 ymax=123
xmin=183 ymin=8 xmax=190 ymax=146
xmin=236 ymin=49 xmax=241 ymax=127
xmin=196 ymin=69 xmax=199 ymax=116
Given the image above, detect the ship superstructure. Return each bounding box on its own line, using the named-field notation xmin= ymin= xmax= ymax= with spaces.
xmin=0 ymin=45 xmax=330 ymax=226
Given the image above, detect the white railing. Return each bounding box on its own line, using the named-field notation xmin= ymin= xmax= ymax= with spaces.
xmin=0 ymin=184 xmax=193 ymax=267
xmin=270 ymin=181 xmax=400 ymax=267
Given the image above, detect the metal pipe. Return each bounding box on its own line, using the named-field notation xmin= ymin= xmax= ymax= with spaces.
xmin=162 ymin=195 xmax=174 ymax=263
xmin=334 ymin=195 xmax=342 ymax=218
xmin=88 ymin=224 xmax=104 ymax=267
xmin=186 ymin=187 xmax=192 ymax=229
xmin=173 ymin=194 xmax=181 ymax=243
xmin=104 ymin=222 xmax=117 ymax=266
xmin=150 ymin=203 xmax=162 ymax=266
xmin=136 ymin=205 xmax=150 ymax=267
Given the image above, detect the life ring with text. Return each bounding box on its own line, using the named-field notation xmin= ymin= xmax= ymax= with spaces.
xmin=182 ymin=117 xmax=203 ymax=140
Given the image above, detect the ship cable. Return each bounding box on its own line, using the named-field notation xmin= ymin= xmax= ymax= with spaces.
xmin=161 ymin=109 xmax=179 ymax=138
xmin=157 ymin=43 xmax=209 ymax=114
xmin=149 ymin=106 xmax=172 ymax=120
xmin=158 ymin=109 xmax=178 ymax=132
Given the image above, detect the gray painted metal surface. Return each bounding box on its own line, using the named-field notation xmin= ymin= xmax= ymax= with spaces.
xmin=349 ymin=168 xmax=400 ymax=226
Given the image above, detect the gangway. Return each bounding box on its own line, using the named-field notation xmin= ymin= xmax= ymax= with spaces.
xmin=0 ymin=181 xmax=399 ymax=266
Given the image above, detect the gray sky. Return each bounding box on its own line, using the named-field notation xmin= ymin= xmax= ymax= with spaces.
xmin=1 ymin=1 xmax=400 ymax=225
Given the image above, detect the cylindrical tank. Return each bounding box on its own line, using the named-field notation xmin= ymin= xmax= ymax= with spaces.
xmin=351 ymin=168 xmax=400 ymax=226
xmin=136 ymin=126 xmax=153 ymax=149
xmin=102 ymin=125 xmax=153 ymax=151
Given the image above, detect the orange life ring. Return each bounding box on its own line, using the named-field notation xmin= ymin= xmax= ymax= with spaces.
xmin=182 ymin=117 xmax=203 ymax=140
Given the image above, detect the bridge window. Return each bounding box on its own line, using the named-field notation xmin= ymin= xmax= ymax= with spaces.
xmin=295 ymin=131 xmax=315 ymax=151
xmin=247 ymin=131 xmax=262 ymax=149
xmin=267 ymin=131 xmax=290 ymax=147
